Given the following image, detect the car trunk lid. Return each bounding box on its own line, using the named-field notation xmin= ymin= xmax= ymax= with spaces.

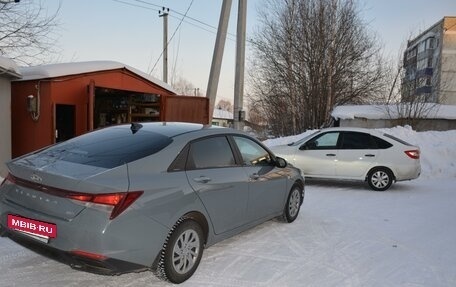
xmin=3 ymin=158 xmax=129 ymax=221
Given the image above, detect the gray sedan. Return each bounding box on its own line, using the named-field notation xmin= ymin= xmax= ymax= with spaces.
xmin=0 ymin=122 xmax=304 ymax=284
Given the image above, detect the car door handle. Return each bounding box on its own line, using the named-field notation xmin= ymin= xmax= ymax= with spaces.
xmin=326 ymin=153 xmax=336 ymax=157
xmin=365 ymin=154 xmax=375 ymax=157
xmin=193 ymin=176 xmax=211 ymax=183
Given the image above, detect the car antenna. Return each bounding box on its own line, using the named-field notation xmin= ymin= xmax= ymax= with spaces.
xmin=130 ymin=122 xmax=143 ymax=134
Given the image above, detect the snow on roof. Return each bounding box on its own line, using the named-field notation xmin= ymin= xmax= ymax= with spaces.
xmin=0 ymin=56 xmax=21 ymax=78
xmin=331 ymin=104 xmax=456 ymax=120
xmin=16 ymin=60 xmax=176 ymax=94
xmin=213 ymin=108 xmax=233 ymax=120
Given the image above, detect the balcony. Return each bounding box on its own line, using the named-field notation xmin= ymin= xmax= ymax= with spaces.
xmin=415 ymin=67 xmax=433 ymax=78
xmin=415 ymin=86 xmax=432 ymax=95
xmin=416 ymin=48 xmax=434 ymax=61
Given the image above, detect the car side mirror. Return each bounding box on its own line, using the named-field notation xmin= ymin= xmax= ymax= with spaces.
xmin=300 ymin=141 xmax=316 ymax=150
xmin=275 ymin=157 xmax=287 ymax=168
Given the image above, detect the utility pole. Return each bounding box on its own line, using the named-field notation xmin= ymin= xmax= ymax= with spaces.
xmin=159 ymin=7 xmax=169 ymax=83
xmin=206 ymin=0 xmax=232 ymax=123
xmin=233 ymin=0 xmax=247 ymax=130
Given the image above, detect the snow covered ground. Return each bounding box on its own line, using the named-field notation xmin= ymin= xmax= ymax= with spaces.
xmin=1 ymin=126 xmax=455 ymax=286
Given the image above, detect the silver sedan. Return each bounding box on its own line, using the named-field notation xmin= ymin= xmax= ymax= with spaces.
xmin=270 ymin=127 xmax=420 ymax=191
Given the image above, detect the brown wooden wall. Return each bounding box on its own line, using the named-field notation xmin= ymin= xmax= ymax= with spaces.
xmin=162 ymin=96 xmax=209 ymax=124
xmin=11 ymin=68 xmax=177 ymax=157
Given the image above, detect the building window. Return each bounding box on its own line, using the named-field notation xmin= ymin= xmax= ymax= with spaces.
xmin=426 ymin=37 xmax=435 ymax=49
xmin=417 ymin=58 xmax=427 ymax=70
xmin=406 ymin=48 xmax=417 ymax=59
xmin=417 ymin=41 xmax=426 ymax=53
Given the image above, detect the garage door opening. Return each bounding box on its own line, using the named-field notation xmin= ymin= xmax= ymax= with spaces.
xmin=94 ymin=87 xmax=161 ymax=129
xmin=56 ymin=104 xmax=75 ymax=142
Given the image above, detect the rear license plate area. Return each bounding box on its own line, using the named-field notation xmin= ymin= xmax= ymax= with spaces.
xmin=7 ymin=214 xmax=57 ymax=243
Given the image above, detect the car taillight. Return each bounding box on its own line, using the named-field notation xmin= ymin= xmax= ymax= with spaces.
xmin=67 ymin=191 xmax=143 ymax=220
xmin=1 ymin=173 xmax=15 ymax=186
xmin=70 ymin=250 xmax=107 ymax=261
xmin=405 ymin=150 xmax=420 ymax=159
xmin=6 ymin=173 xmax=143 ymax=220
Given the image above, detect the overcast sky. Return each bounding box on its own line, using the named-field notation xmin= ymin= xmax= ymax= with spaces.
xmin=43 ymin=0 xmax=456 ymax=103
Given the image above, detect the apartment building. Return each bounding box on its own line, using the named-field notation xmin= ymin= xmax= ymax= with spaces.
xmin=402 ymin=16 xmax=456 ymax=105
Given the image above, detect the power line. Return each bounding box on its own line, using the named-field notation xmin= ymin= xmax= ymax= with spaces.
xmin=132 ymin=0 xmax=163 ymax=9
xmin=113 ymin=0 xmax=252 ymax=75
xmin=134 ymin=0 xmax=218 ymax=30
xmin=113 ymin=0 xmax=240 ymax=42
xmin=112 ymin=0 xmax=160 ymax=12
xmin=148 ymin=0 xmax=195 ymax=75
xmin=167 ymin=13 xmax=237 ymax=42
xmin=171 ymin=27 xmax=181 ymax=85
xmin=132 ymin=0 xmax=238 ymax=38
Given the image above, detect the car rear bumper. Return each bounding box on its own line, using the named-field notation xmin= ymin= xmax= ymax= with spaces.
xmin=0 ymin=225 xmax=148 ymax=275
xmin=0 ymin=198 xmax=170 ymax=272
xmin=394 ymin=163 xmax=421 ymax=181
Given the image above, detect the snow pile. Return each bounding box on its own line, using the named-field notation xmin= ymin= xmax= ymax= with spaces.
xmin=331 ymin=104 xmax=456 ymax=120
xmin=264 ymin=126 xmax=456 ymax=179
xmin=380 ymin=126 xmax=456 ymax=179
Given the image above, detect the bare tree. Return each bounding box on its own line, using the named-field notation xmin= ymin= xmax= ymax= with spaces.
xmin=383 ymin=46 xmax=437 ymax=127
xmin=247 ymin=99 xmax=266 ymax=125
xmin=171 ymin=76 xmax=203 ymax=97
xmin=0 ymin=0 xmax=60 ymax=65
xmin=383 ymin=28 xmax=454 ymax=128
xmin=248 ymin=0 xmax=387 ymax=136
xmin=216 ymin=99 xmax=233 ymax=112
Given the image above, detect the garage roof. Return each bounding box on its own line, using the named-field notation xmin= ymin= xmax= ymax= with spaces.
xmin=15 ymin=60 xmax=176 ymax=94
xmin=0 ymin=56 xmax=21 ymax=79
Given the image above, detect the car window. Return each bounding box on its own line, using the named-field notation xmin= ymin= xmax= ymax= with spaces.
xmin=372 ymin=135 xmax=393 ymax=149
xmin=340 ymin=132 xmax=373 ymax=149
xmin=305 ymin=132 xmax=340 ymax=150
xmin=36 ymin=127 xmax=173 ymax=168
xmin=289 ymin=130 xmax=320 ymax=146
xmin=233 ymin=136 xmax=273 ymax=166
xmin=187 ymin=136 xmax=236 ymax=169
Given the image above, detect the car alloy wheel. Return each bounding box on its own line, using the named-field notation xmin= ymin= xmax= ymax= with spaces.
xmin=172 ymin=229 xmax=200 ymax=274
xmin=282 ymin=184 xmax=303 ymax=223
xmin=156 ymin=219 xmax=204 ymax=284
xmin=368 ymin=168 xmax=393 ymax=191
xmin=288 ymin=188 xmax=301 ymax=218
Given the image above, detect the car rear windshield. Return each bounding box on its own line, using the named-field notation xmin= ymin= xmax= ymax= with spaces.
xmin=383 ymin=133 xmax=413 ymax=146
xmin=37 ymin=127 xmax=173 ymax=168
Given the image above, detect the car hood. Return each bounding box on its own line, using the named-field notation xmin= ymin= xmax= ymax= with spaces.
xmin=269 ymin=145 xmax=296 ymax=161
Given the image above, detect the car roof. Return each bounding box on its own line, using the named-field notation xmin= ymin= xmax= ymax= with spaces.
xmin=320 ymin=126 xmax=383 ymax=134
xmin=109 ymin=122 xmax=245 ymax=138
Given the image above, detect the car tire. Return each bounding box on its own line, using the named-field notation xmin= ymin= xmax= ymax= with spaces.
xmin=367 ymin=167 xmax=393 ymax=191
xmin=155 ymin=219 xmax=204 ymax=284
xmin=282 ymin=184 xmax=303 ymax=223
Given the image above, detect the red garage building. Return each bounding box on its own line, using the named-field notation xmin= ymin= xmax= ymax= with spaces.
xmin=11 ymin=61 xmax=208 ymax=157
